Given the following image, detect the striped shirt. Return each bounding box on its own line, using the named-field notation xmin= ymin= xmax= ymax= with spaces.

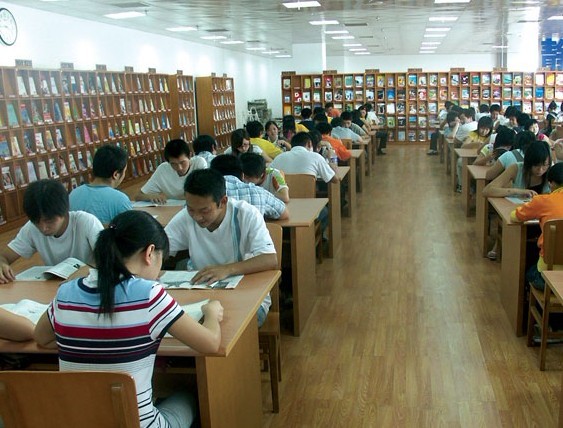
xmin=48 ymin=270 xmax=183 ymax=428
xmin=224 ymin=175 xmax=286 ymax=219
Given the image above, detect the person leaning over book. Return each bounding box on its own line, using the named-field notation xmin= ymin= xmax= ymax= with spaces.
xmin=239 ymin=152 xmax=290 ymax=203
xmin=510 ymin=162 xmax=563 ymax=290
xmin=135 ymin=138 xmax=206 ymax=204
xmin=0 ymin=179 xmax=103 ymax=284
xmin=69 ymin=144 xmax=132 ymax=224
xmin=164 ymin=169 xmax=277 ymax=327
xmin=34 ymin=210 xmax=223 ymax=428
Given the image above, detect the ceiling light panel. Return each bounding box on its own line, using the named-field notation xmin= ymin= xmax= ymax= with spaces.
xmin=104 ymin=11 xmax=145 ymax=19
xmin=309 ymin=20 xmax=339 ymax=25
xmin=283 ymin=1 xmax=321 ymax=8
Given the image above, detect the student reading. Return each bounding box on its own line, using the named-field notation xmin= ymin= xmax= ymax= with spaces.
xmin=0 ymin=179 xmax=103 ymax=284
xmin=164 ymin=169 xmax=277 ymax=327
xmin=34 ymin=210 xmax=224 ymax=428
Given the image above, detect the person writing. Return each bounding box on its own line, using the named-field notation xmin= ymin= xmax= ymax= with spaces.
xmin=34 ymin=210 xmax=223 ymax=428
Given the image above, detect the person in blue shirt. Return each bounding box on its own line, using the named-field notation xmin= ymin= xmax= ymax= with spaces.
xmin=69 ymin=144 xmax=132 ymax=224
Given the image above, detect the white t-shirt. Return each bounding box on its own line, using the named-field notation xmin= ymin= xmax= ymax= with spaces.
xmin=164 ymin=198 xmax=275 ymax=312
xmin=271 ymin=146 xmax=335 ymax=183
xmin=223 ymin=145 xmax=263 ymax=155
xmin=331 ymin=126 xmax=361 ymax=143
xmin=455 ymin=121 xmax=478 ymax=142
xmin=140 ymin=158 xmax=207 ymax=199
xmin=9 ymin=211 xmax=103 ymax=265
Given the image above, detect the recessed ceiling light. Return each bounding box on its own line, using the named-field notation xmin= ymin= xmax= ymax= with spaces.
xmin=548 ymin=15 xmax=563 ymax=20
xmin=275 ymin=54 xmax=292 ymax=58
xmin=220 ymin=40 xmax=244 ymax=45
xmin=246 ymin=47 xmax=266 ymax=51
xmin=434 ymin=0 xmax=470 ymax=3
xmin=429 ymin=16 xmax=458 ymax=22
xmin=349 ymin=48 xmax=367 ymax=51
xmin=283 ymin=1 xmax=321 ymax=8
xmin=325 ymin=30 xmax=349 ymax=34
xmin=201 ymin=35 xmax=228 ymax=40
xmin=343 ymin=43 xmax=362 ymax=47
xmin=166 ymin=26 xmax=197 ymax=32
xmin=354 ymin=52 xmax=370 ymax=55
xmin=263 ymin=51 xmax=281 ymax=54
xmin=309 ymin=20 xmax=339 ymax=25
xmin=104 ymin=11 xmax=146 ymax=19
xmin=424 ymin=34 xmax=447 ymax=37
xmin=492 ymin=45 xmax=508 ymax=48
xmin=422 ymin=41 xmax=441 ymax=45
xmin=426 ymin=27 xmax=451 ymax=31
xmin=332 ymin=35 xmax=355 ymax=40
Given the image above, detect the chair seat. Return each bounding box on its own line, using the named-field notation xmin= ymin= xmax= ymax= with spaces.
xmin=259 ymin=312 xmax=280 ymax=337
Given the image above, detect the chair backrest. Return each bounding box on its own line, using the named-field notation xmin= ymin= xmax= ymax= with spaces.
xmin=340 ymin=138 xmax=352 ymax=149
xmin=543 ymin=219 xmax=563 ymax=270
xmin=0 ymin=371 xmax=140 ymax=428
xmin=285 ymin=174 xmax=316 ymax=198
xmin=266 ymin=223 xmax=282 ymax=312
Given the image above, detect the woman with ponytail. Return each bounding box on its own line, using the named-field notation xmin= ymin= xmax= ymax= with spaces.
xmin=34 ymin=210 xmax=223 ymax=428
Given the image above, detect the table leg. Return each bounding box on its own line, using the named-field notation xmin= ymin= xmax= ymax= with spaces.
xmin=475 ymin=180 xmax=489 ymax=257
xmin=358 ymin=152 xmax=366 ymax=192
xmin=196 ymin=320 xmax=261 ymax=427
xmin=290 ymin=225 xmax=316 ymax=336
xmin=462 ymin=160 xmax=472 ymax=216
xmin=327 ymin=181 xmax=342 ymax=257
xmin=451 ymin=149 xmax=458 ymax=191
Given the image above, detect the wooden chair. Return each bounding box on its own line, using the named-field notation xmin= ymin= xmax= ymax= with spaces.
xmin=340 ymin=138 xmax=352 ymax=150
xmin=284 ymin=173 xmax=324 ymax=262
xmin=260 ymin=223 xmax=283 ymax=413
xmin=0 ymin=371 xmax=140 ymax=428
xmin=526 ymin=219 xmax=563 ymax=370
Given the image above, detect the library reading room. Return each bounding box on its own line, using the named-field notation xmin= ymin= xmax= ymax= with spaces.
xmin=1 ymin=1 xmax=563 ymax=427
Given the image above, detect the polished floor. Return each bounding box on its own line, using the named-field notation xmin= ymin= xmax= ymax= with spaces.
xmin=262 ymin=146 xmax=563 ymax=427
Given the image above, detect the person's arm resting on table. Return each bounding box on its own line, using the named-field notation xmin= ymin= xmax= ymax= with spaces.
xmin=0 ymin=246 xmax=21 ymax=284
xmin=191 ymin=253 xmax=277 ymax=286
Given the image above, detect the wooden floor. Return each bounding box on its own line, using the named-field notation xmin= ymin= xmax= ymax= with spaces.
xmin=262 ymin=147 xmax=563 ymax=427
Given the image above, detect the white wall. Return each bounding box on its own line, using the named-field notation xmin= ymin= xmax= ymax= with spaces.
xmin=0 ymin=4 xmax=279 ymax=127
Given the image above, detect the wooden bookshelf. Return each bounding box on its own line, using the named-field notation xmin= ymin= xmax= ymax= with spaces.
xmin=195 ymin=75 xmax=236 ymax=149
xmin=280 ymin=69 xmax=563 ymax=144
xmin=169 ymin=73 xmax=196 ymax=146
xmin=0 ymin=64 xmax=174 ymax=231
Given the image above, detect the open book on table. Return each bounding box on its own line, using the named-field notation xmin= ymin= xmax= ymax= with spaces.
xmin=15 ymin=257 xmax=86 ymax=281
xmin=0 ymin=299 xmax=49 ymax=324
xmin=160 ymin=270 xmax=243 ymax=290
xmin=505 ymin=196 xmax=531 ymax=205
xmin=132 ymin=199 xmax=186 ymax=208
xmin=163 ymin=298 xmax=210 ymax=338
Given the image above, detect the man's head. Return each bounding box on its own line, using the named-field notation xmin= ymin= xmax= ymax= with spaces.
xmin=444 ymin=101 xmax=454 ymax=111
xmin=290 ymin=131 xmax=314 ymax=150
xmin=210 ymin=154 xmax=243 ymax=180
xmin=23 ymin=179 xmax=69 ymax=236
xmin=490 ymin=104 xmax=501 ymax=120
xmin=340 ymin=111 xmax=353 ymax=127
xmin=245 ymin=120 xmax=264 ymax=138
xmin=240 ymin=153 xmax=266 ymax=185
xmin=315 ymin=122 xmax=332 ymax=136
xmin=93 ymin=145 xmax=128 ymax=187
xmin=547 ymin=162 xmax=563 ymax=191
xmin=301 ymin=108 xmax=312 ymax=120
xmin=192 ymin=135 xmax=217 ymax=155
xmin=183 ymin=169 xmax=227 ymax=231
xmin=331 ymin=117 xmax=344 ymax=128
xmin=324 ymin=102 xmax=334 ymax=114
xmin=164 ymin=139 xmax=192 ymax=177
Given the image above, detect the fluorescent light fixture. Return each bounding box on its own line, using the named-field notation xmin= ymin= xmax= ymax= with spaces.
xmin=349 ymin=48 xmax=367 ymax=51
xmin=325 ymin=30 xmax=349 ymax=34
xmin=309 ymin=20 xmax=339 ymax=25
xmin=201 ymin=35 xmax=227 ymax=40
xmin=419 ymin=51 xmax=435 ymax=54
xmin=421 ymin=41 xmax=441 ymax=45
xmin=105 ymin=11 xmax=145 ymax=19
xmin=332 ymin=35 xmax=355 ymax=40
xmin=547 ymin=15 xmax=563 ymax=20
xmin=220 ymin=40 xmax=244 ymax=44
xmin=263 ymin=50 xmax=281 ymax=54
xmin=420 ymin=46 xmax=437 ymax=49
xmin=426 ymin=27 xmax=450 ymax=31
xmin=283 ymin=1 xmax=321 ymax=8
xmin=354 ymin=52 xmax=370 ymax=55
xmin=39 ymin=0 xmax=69 ymax=2
xmin=492 ymin=45 xmax=508 ymax=48
xmin=275 ymin=54 xmax=292 ymax=58
xmin=166 ymin=26 xmax=197 ymax=32
xmin=429 ymin=16 xmax=458 ymax=22
xmin=246 ymin=47 xmax=266 ymax=51
xmin=424 ymin=34 xmax=447 ymax=38
xmin=343 ymin=43 xmax=362 ymax=47
xmin=434 ymin=0 xmax=470 ymax=3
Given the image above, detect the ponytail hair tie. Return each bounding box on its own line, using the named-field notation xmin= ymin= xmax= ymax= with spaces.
xmin=109 ymin=224 xmax=117 ymax=230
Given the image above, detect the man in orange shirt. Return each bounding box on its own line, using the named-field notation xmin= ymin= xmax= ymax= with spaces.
xmin=325 ymin=102 xmax=341 ymax=118
xmin=316 ymin=122 xmax=351 ymax=161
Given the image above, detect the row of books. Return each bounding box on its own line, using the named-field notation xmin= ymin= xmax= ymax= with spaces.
xmin=13 ymin=72 xmax=170 ymax=98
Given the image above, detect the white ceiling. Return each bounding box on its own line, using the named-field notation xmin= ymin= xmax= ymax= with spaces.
xmin=3 ymin=0 xmax=562 ymax=58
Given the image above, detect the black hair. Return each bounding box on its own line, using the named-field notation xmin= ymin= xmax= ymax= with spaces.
xmin=548 ymin=101 xmax=558 ymax=111
xmin=96 ymin=210 xmax=169 ymax=315
xmin=164 ymin=139 xmax=191 ymax=161
xmin=523 ymin=141 xmax=551 ymax=190
xmin=490 ymin=104 xmax=501 ymax=113
xmin=316 ymin=122 xmax=333 ymax=135
xmin=462 ymin=108 xmax=475 ymax=121
xmin=505 ymin=106 xmax=519 ymax=119
xmin=291 ymin=131 xmax=313 ymax=148
xmin=450 ymin=105 xmax=463 ymax=114
xmin=446 ymin=110 xmax=459 ymax=124
xmin=210 ymin=154 xmax=243 ymax=179
xmin=184 ymin=168 xmax=226 ymax=204
xmin=308 ymin=129 xmax=322 ymax=151
xmin=331 ymin=117 xmax=344 ymax=128
xmin=324 ymin=102 xmax=334 ymax=109
xmin=282 ymin=115 xmax=297 ymax=133
xmin=477 ymin=116 xmax=494 ymax=136
xmin=547 ymin=162 xmax=563 ymax=186
xmin=192 ymin=134 xmax=217 ymax=155
xmin=363 ymin=103 xmax=373 ymax=112
xmin=479 ymin=104 xmax=490 ymax=113
xmin=245 ymin=120 xmax=264 ymax=138
xmin=313 ymin=106 xmax=325 ymax=116
xmin=340 ymin=111 xmax=353 ymax=121
xmin=93 ymin=145 xmax=128 ymax=179
xmin=524 ymin=118 xmax=539 ymax=130
xmin=513 ymin=130 xmax=535 ymax=152
xmin=493 ymin=126 xmax=515 ymax=149
xmin=444 ymin=101 xmax=454 ymax=109
xmin=301 ymin=108 xmax=312 ymax=119
xmin=23 ymin=179 xmax=68 ymax=223
xmin=264 ymin=121 xmax=279 ymax=133
xmin=517 ymin=112 xmax=531 ymax=127
xmin=230 ymin=128 xmax=251 ymax=156
xmin=240 ymin=152 xmax=266 ymax=178
xmin=313 ymin=113 xmax=328 ymax=123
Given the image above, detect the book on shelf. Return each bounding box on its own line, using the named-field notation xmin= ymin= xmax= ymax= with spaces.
xmin=55 ymin=128 xmax=65 ymax=148
xmin=23 ymin=131 xmax=35 ymax=155
xmin=20 ymin=104 xmax=31 ymax=125
xmin=79 ymin=75 xmax=87 ymax=94
xmin=159 ymin=270 xmax=243 ymax=290
xmin=63 ymin=101 xmax=72 ymax=121
xmin=42 ymin=103 xmax=53 ymax=124
xmin=74 ymin=127 xmax=83 ymax=144
xmin=82 ymin=102 xmax=89 ymax=119
xmin=31 ymin=101 xmax=42 ymax=125
xmin=71 ymin=102 xmax=80 ymax=121
xmin=408 ymin=74 xmax=417 ymax=86
xmin=37 ymin=160 xmax=49 ymax=180
xmin=365 ymin=75 xmax=375 ymax=88
xmin=47 ymin=76 xmax=58 ymax=95
xmin=513 ymin=87 xmax=522 ymax=99
xmin=0 ymin=135 xmax=10 ymax=158
xmin=313 ymin=77 xmax=321 ymax=88
xmin=2 ymin=166 xmax=15 ymax=190
xmin=535 ymin=87 xmax=544 ymax=99
xmin=545 ymin=87 xmax=554 ymax=100
xmin=52 ymin=101 xmax=63 ymax=122
xmin=408 ymin=130 xmax=416 ymax=142
xmin=492 ymin=73 xmax=501 ymax=85
xmin=439 ymin=75 xmax=447 ymax=86
xmin=534 ymin=102 xmax=544 ymax=113
xmin=44 ymin=130 xmax=55 ymax=151
xmin=324 ymin=91 xmax=333 ymax=102
xmin=365 ymin=89 xmax=374 ymax=101
xmin=28 ymin=76 xmax=38 ymax=96
xmin=17 ymin=75 xmax=28 ymax=96
xmin=58 ymin=156 xmax=68 ymax=175
xmin=26 ymin=161 xmax=38 ymax=183
xmin=354 ymin=75 xmax=363 ymax=87
xmin=523 ymin=87 xmax=533 ymax=100
xmin=535 ymin=74 xmax=545 ymax=86
xmin=69 ymin=75 xmax=77 ymax=93
xmin=386 ymin=103 xmax=395 ymax=114
xmin=15 ymin=258 xmax=86 ymax=281
xmin=34 ymin=132 xmax=46 ymax=152
xmin=418 ymin=104 xmax=427 ymax=114
xmin=83 ymin=126 xmax=92 ymax=144
xmin=303 ymin=77 xmax=311 ymax=89
xmin=282 ymin=78 xmax=291 ymax=90
xmin=461 ymin=88 xmax=469 ymax=100
xmin=522 ymin=101 xmax=532 ymax=114
xmin=77 ymin=152 xmax=87 ymax=170
xmin=303 ymin=91 xmax=311 ymax=102
xmin=386 ymin=117 xmax=395 ymax=127
xmin=10 ymin=136 xmax=21 ymax=157
xmin=397 ymin=102 xmax=406 ymax=114
xmin=418 ymin=88 xmax=427 ymax=100
xmin=324 ymin=76 xmax=333 ymax=88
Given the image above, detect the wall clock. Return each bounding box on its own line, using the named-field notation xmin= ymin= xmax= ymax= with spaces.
xmin=0 ymin=8 xmax=17 ymax=46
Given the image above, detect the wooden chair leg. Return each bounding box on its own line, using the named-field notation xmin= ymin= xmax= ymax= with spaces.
xmin=268 ymin=336 xmax=280 ymax=413
xmin=526 ymin=287 xmax=537 ymax=347
xmin=539 ymin=286 xmax=552 ymax=371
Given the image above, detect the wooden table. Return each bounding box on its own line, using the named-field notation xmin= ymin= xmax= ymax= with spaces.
xmin=453 ymin=148 xmax=478 ymax=193
xmin=370 ymin=131 xmax=377 ymax=170
xmin=467 ymin=165 xmax=491 ymax=256
xmin=349 ymin=149 xmax=366 ymax=193
xmin=270 ymin=198 xmax=328 ymax=336
xmin=446 ymin=140 xmax=453 ymax=175
xmin=333 ymin=166 xmax=351 ymax=220
xmin=134 ymin=204 xmax=184 ymax=226
xmin=489 ymin=197 xmax=539 ymax=336
xmin=352 ymin=139 xmax=371 ymax=177
xmin=0 ymin=270 xmax=280 ymax=428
